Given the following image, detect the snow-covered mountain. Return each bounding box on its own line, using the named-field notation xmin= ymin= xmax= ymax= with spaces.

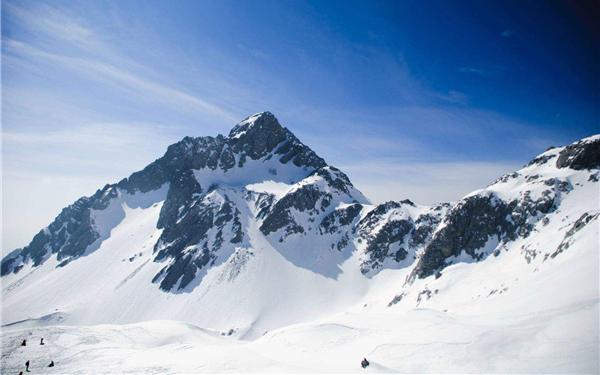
xmin=2 ymin=112 xmax=598 ymax=373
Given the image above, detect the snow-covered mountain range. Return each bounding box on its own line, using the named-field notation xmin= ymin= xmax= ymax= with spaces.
xmin=2 ymin=112 xmax=598 ymax=373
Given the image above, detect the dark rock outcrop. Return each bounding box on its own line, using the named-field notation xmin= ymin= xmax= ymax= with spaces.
xmin=319 ymin=203 xmax=363 ymax=235
xmin=153 ymin=191 xmax=244 ymax=292
xmin=228 ymin=112 xmax=326 ymax=170
xmin=556 ymin=137 xmax=600 ymax=170
xmin=413 ymin=195 xmax=511 ymax=279
xmin=358 ymin=201 xmax=448 ymax=274
xmin=412 ymin=182 xmax=563 ymax=280
xmin=259 ymin=166 xmax=358 ymax=238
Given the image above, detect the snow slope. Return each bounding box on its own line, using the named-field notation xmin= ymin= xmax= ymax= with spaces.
xmin=1 ymin=184 xmax=368 ymax=338
xmin=2 ymin=239 xmax=597 ymax=373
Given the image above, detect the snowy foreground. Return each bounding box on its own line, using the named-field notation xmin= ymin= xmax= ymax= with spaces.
xmin=2 ymin=240 xmax=598 ymax=374
xmin=2 ymin=303 xmax=597 ymax=373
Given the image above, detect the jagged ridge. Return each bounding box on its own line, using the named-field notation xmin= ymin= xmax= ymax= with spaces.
xmin=2 ymin=114 xmax=598 ymax=300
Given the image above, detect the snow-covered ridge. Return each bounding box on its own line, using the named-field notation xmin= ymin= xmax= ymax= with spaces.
xmin=408 ymin=134 xmax=599 ymax=281
xmin=1 ymin=116 xmax=598 ymax=372
xmin=2 ymin=112 xmax=326 ymax=278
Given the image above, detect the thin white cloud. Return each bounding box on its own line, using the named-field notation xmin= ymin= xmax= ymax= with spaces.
xmin=4 ymin=2 xmax=103 ymax=51
xmin=4 ymin=1 xmax=241 ymax=123
xmin=4 ymin=39 xmax=240 ymax=122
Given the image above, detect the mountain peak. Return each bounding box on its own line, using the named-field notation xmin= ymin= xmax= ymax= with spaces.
xmin=226 ymin=111 xmax=326 ymax=171
xmin=228 ymin=111 xmax=280 ymax=140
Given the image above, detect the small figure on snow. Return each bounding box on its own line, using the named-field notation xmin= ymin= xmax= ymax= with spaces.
xmin=21 ymin=339 xmax=27 ymax=346
xmin=40 ymin=338 xmax=45 ymax=345
xmin=25 ymin=360 xmax=30 ymax=372
xmin=48 ymin=360 xmax=55 ymax=367
xmin=361 ymin=357 xmax=370 ymax=369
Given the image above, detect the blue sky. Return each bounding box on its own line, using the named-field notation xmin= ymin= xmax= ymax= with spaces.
xmin=2 ymin=0 xmax=598 ymax=250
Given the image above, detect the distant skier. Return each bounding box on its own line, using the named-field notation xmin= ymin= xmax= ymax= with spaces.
xmin=21 ymin=339 xmax=27 ymax=346
xmin=25 ymin=360 xmax=30 ymax=372
xmin=40 ymin=338 xmax=45 ymax=345
xmin=48 ymin=360 xmax=55 ymax=367
xmin=361 ymin=357 xmax=370 ymax=369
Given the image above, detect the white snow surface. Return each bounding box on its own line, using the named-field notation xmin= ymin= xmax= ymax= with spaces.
xmin=2 ymin=140 xmax=599 ymax=373
xmin=245 ymin=181 xmax=293 ymax=199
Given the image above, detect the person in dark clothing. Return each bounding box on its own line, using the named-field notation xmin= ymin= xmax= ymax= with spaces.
xmin=21 ymin=339 xmax=26 ymax=346
xmin=48 ymin=361 xmax=55 ymax=367
xmin=40 ymin=338 xmax=45 ymax=345
xmin=361 ymin=358 xmax=370 ymax=369
xmin=25 ymin=360 xmax=30 ymax=372
xmin=19 ymin=372 xmax=23 ymax=375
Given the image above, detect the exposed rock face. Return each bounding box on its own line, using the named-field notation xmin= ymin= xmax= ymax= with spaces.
xmin=153 ymin=190 xmax=244 ymax=291
xmin=412 ymin=186 xmax=566 ymax=279
xmin=117 ymin=112 xmax=326 ymax=194
xmin=364 ymin=220 xmax=413 ymax=267
xmin=157 ymin=170 xmax=202 ymax=229
xmin=259 ymin=166 xmax=363 ymax=239
xmin=259 ymin=184 xmax=325 ymax=236
xmin=413 ymin=195 xmax=511 ymax=279
xmin=410 ymin=138 xmax=589 ymax=280
xmin=556 ymin=136 xmax=600 ymax=170
xmin=319 ymin=203 xmax=363 ymax=235
xmin=410 ymin=205 xmax=451 ymax=248
xmin=228 ymin=112 xmax=326 ymax=170
xmin=144 ymin=112 xmax=332 ymax=291
xmin=357 ymin=201 xmax=449 ymax=274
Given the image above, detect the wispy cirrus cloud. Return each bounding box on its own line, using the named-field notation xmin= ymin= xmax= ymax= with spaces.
xmin=4 ymin=2 xmax=99 ymax=49
xmin=4 ymin=39 xmax=240 ymax=122
xmin=3 ymin=2 xmax=241 ymax=123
